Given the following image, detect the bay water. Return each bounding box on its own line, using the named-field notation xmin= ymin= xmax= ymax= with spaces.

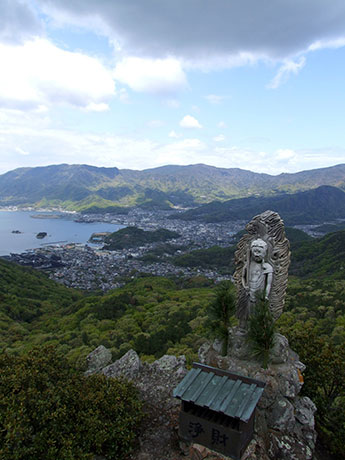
xmin=0 ymin=211 xmax=122 ymax=256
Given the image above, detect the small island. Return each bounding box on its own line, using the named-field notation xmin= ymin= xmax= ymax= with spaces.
xmin=11 ymin=230 xmax=22 ymax=234
xmin=36 ymin=232 xmax=47 ymax=239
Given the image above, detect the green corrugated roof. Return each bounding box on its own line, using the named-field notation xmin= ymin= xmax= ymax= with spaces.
xmin=173 ymin=363 xmax=265 ymax=423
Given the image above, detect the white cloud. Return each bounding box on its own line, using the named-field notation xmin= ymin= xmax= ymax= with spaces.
xmin=15 ymin=146 xmax=29 ymax=156
xmin=153 ymin=138 xmax=207 ymax=165
xmin=0 ymin=109 xmax=207 ymax=173
xmin=218 ymin=121 xmax=227 ymax=129
xmin=0 ymin=38 xmax=115 ymax=111
xmin=213 ymin=134 xmax=225 ymax=142
xmin=205 ymin=94 xmax=224 ymax=104
xmin=1 ymin=108 xmax=344 ymax=175
xmin=85 ymin=103 xmax=110 ymax=112
xmin=308 ymin=37 xmax=345 ymax=51
xmin=267 ymin=57 xmax=306 ymax=89
xmin=0 ymin=109 xmax=156 ymax=172
xmin=147 ymin=120 xmax=165 ymax=128
xmin=179 ymin=115 xmax=202 ymax=129
xmin=113 ymin=57 xmax=187 ymax=93
xmin=276 ymin=148 xmax=296 ymax=160
xmin=168 ymin=130 xmax=180 ymax=138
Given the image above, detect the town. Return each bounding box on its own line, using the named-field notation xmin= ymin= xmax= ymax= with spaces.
xmin=4 ymin=209 xmax=245 ymax=291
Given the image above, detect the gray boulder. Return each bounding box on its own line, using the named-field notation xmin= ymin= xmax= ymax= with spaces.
xmin=269 ymin=333 xmax=289 ymax=364
xmin=99 ymin=350 xmax=188 ymax=460
xmin=295 ymin=396 xmax=317 ymax=428
xmin=85 ymin=345 xmax=112 ymax=376
xmin=277 ymin=365 xmax=303 ymax=398
xmin=268 ymin=397 xmax=295 ymax=432
xmin=102 ymin=349 xmax=141 ymax=380
xmin=152 ymin=354 xmax=187 ymax=379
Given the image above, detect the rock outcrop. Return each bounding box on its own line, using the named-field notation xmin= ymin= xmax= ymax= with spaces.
xmin=85 ymin=334 xmax=317 ymax=460
xmin=86 ymin=349 xmax=188 ymax=460
xmin=198 ymin=330 xmax=317 ymax=460
xmin=84 ymin=345 xmax=112 ymax=376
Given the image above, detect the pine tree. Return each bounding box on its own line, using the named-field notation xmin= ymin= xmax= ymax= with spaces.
xmin=207 ymin=281 xmax=236 ymax=355
xmin=247 ymin=296 xmax=276 ymax=368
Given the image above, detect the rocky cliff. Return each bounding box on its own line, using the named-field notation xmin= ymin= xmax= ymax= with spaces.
xmin=85 ymin=333 xmax=317 ymax=460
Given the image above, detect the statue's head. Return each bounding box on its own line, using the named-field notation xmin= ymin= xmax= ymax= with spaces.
xmin=250 ymin=238 xmax=267 ymax=262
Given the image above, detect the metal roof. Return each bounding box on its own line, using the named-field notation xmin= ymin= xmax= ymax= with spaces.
xmin=173 ymin=363 xmax=265 ymax=423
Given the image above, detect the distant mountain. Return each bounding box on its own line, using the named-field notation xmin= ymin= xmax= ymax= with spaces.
xmin=0 ymin=164 xmax=120 ymax=207
xmin=0 ymin=163 xmax=344 ymax=211
xmin=177 ymin=185 xmax=345 ymax=225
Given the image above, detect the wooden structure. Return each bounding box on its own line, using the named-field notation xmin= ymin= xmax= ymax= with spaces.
xmin=173 ymin=363 xmax=265 ymax=460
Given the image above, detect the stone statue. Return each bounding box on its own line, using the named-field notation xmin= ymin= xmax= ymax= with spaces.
xmin=233 ymin=210 xmax=290 ymax=330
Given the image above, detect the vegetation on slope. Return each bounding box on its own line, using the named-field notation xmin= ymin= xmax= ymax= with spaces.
xmin=173 ymin=245 xmax=236 ymax=273
xmin=103 ymin=226 xmax=180 ymax=250
xmin=278 ymin=276 xmax=345 ymax=458
xmin=0 ymin=263 xmax=214 ymax=365
xmin=177 ymin=185 xmax=345 ymax=225
xmin=0 ymin=346 xmax=142 ymax=460
xmin=0 ymin=259 xmax=82 ymax=353
xmin=1 ymin=226 xmax=345 ymax=457
xmin=290 ymin=230 xmax=345 ymax=278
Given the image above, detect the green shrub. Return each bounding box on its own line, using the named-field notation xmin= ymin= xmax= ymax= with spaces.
xmin=0 ymin=346 xmax=143 ymax=460
xmin=247 ymin=297 xmax=276 ymax=368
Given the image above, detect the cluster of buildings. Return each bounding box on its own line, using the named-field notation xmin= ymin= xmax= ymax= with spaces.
xmin=5 ymin=209 xmax=244 ymax=291
xmin=79 ymin=208 xmax=245 ymax=248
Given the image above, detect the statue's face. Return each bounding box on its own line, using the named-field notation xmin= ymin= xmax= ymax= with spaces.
xmin=251 ymin=240 xmax=267 ymax=262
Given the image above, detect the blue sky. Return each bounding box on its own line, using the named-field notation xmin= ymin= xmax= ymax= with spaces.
xmin=1 ymin=0 xmax=345 ymax=175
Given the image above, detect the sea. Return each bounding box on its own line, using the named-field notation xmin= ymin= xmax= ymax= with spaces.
xmin=0 ymin=210 xmax=123 ymax=256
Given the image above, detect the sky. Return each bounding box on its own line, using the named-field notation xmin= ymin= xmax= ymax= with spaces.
xmin=1 ymin=0 xmax=345 ymax=176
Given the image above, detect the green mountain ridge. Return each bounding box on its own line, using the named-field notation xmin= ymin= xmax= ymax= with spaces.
xmin=1 ymin=162 xmax=345 ymax=210
xmin=177 ymin=185 xmax=345 ymax=225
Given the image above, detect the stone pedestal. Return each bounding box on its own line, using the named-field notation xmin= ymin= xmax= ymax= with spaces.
xmin=197 ymin=332 xmax=317 ymax=460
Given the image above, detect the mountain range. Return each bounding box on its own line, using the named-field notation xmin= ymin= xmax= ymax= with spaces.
xmin=177 ymin=185 xmax=345 ymax=225
xmin=0 ymin=163 xmax=345 ymax=211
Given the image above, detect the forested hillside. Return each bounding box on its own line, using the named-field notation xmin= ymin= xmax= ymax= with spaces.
xmin=0 ymin=259 xmax=82 ymax=353
xmin=103 ymin=227 xmax=180 ymax=250
xmin=177 ymin=185 xmax=345 ymax=224
xmin=0 ymin=262 xmax=214 ymax=365
xmin=1 ymin=163 xmax=345 ymax=210
xmin=1 ymin=232 xmax=345 ymax=457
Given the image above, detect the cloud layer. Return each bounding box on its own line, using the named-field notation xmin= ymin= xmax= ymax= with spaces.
xmin=38 ymin=0 xmax=345 ymax=64
xmin=1 ymin=106 xmax=344 ymax=175
xmin=0 ymin=0 xmax=43 ymax=44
